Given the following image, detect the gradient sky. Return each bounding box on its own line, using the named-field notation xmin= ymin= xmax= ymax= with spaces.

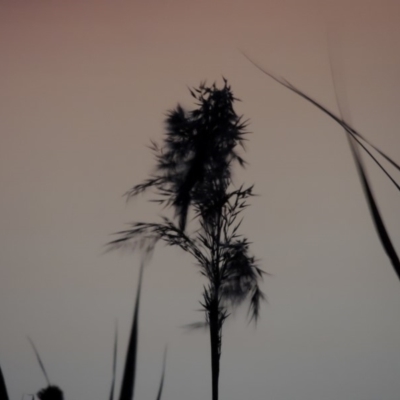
xmin=1 ymin=1 xmax=400 ymax=400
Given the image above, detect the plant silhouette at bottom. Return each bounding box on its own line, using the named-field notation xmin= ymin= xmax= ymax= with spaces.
xmin=0 ymin=262 xmax=166 ymax=400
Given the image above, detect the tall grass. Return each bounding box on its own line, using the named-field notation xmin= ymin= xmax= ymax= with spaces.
xmin=244 ymin=53 xmax=400 ymax=280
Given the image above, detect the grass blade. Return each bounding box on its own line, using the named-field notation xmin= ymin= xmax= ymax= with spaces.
xmin=244 ymin=51 xmax=400 ymax=279
xmin=347 ymin=135 xmax=400 ymax=279
xmin=155 ymin=347 xmax=167 ymax=400
xmin=242 ymin=52 xmax=400 ymax=190
xmin=118 ymin=262 xmax=144 ymax=400
xmin=27 ymin=337 xmax=51 ymax=386
xmin=109 ymin=320 xmax=118 ymax=400
xmin=244 ymin=51 xmax=400 ymax=280
xmin=0 ymin=364 xmax=9 ymax=400
xmin=327 ymin=47 xmax=400 ymax=280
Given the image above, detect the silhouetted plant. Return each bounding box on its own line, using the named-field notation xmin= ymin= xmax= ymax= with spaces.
xmin=109 ymin=80 xmax=264 ymax=400
xmin=26 ymin=338 xmax=64 ymax=400
xmin=12 ymin=263 xmax=166 ymax=400
xmin=0 ymin=341 xmax=64 ymax=400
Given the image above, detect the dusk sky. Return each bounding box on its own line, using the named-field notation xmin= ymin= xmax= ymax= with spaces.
xmin=1 ymin=1 xmax=400 ymax=400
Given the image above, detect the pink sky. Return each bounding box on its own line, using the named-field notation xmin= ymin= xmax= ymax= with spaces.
xmin=1 ymin=1 xmax=400 ymax=400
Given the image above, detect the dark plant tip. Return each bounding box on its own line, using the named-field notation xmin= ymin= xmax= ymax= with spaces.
xmin=118 ymin=262 xmax=145 ymax=400
xmin=0 ymin=364 xmax=9 ymax=400
xmin=109 ymin=320 xmax=118 ymax=400
xmin=37 ymin=386 xmax=63 ymax=400
xmin=155 ymin=346 xmax=168 ymax=400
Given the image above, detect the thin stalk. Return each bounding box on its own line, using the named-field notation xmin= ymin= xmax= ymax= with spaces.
xmin=209 ymin=301 xmax=221 ymax=400
xmin=155 ymin=347 xmax=168 ymax=400
xmin=242 ymin=52 xmax=400 ymax=191
xmin=109 ymin=321 xmax=118 ymax=400
xmin=27 ymin=338 xmax=51 ymax=386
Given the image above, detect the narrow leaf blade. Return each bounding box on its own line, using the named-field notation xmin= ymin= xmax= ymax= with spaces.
xmin=328 ymin=44 xmax=400 ymax=280
xmin=118 ymin=262 xmax=144 ymax=400
xmin=109 ymin=320 xmax=118 ymax=400
xmin=27 ymin=337 xmax=51 ymax=385
xmin=242 ymin=52 xmax=400 ymax=190
xmin=348 ymin=137 xmax=400 ymax=279
xmin=0 ymin=365 xmax=9 ymax=400
xmin=155 ymin=347 xmax=167 ymax=400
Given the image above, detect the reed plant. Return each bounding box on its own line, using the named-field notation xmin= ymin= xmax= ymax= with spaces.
xmin=109 ymin=80 xmax=264 ymax=400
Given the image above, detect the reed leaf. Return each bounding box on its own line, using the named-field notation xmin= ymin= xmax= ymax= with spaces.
xmin=155 ymin=347 xmax=167 ymax=400
xmin=328 ymin=52 xmax=400 ymax=280
xmin=244 ymin=52 xmax=400 ymax=280
xmin=347 ymin=135 xmax=400 ymax=278
xmin=27 ymin=337 xmax=51 ymax=386
xmin=118 ymin=262 xmax=144 ymax=400
xmin=242 ymin=53 xmax=400 ymax=191
xmin=0 ymin=364 xmax=9 ymax=400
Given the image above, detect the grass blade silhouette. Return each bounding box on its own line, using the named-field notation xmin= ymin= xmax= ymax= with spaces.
xmin=0 ymin=365 xmax=9 ymax=400
xmin=242 ymin=53 xmax=400 ymax=191
xmin=348 ymin=136 xmax=400 ymax=279
xmin=155 ymin=347 xmax=167 ymax=400
xmin=328 ymin=44 xmax=400 ymax=280
xmin=243 ymin=51 xmax=400 ymax=279
xmin=27 ymin=340 xmax=64 ymax=400
xmin=119 ymin=262 xmax=144 ymax=400
xmin=109 ymin=321 xmax=118 ymax=400
xmin=27 ymin=337 xmax=51 ymax=386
